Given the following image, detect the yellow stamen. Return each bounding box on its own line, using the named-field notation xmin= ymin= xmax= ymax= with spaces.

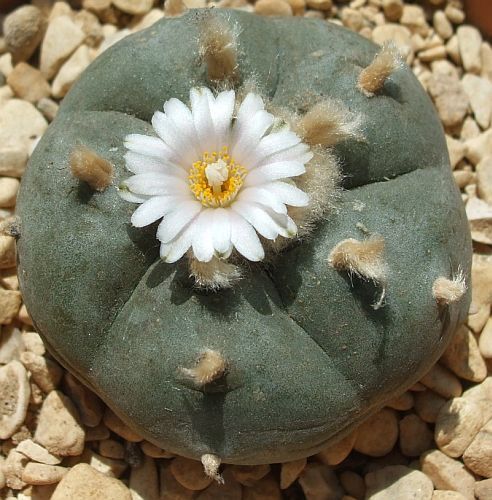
xmin=189 ymin=146 xmax=247 ymax=207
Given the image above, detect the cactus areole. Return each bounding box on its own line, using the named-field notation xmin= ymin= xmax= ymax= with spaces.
xmin=17 ymin=10 xmax=472 ymax=465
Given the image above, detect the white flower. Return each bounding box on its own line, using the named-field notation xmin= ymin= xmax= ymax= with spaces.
xmin=119 ymin=87 xmax=311 ymax=263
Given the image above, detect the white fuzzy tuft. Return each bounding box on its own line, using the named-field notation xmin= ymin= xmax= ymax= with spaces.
xmin=433 ymin=270 xmax=467 ymax=305
xmin=201 ymin=454 xmax=224 ymax=484
xmin=357 ymin=42 xmax=403 ymax=97
xmin=189 ymin=255 xmax=242 ymax=290
xmin=181 ymin=349 xmax=227 ymax=386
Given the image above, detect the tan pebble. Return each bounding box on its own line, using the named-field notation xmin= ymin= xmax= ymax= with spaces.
xmin=0 ymin=289 xmax=21 ymax=325
xmin=419 ymin=46 xmax=447 ymax=63
xmin=354 ymin=408 xmax=399 ymax=457
xmin=103 ymin=408 xmax=142 ymax=442
xmin=386 ymin=391 xmax=414 ymax=411
xmin=372 ymin=24 xmax=413 ymax=61
xmin=461 ymin=377 xmax=492 ymax=422
xmin=6 ymin=63 xmax=50 ymax=103
xmin=317 ymin=428 xmax=357 ymax=465
xmin=432 ymin=491 xmax=468 ymax=500
xmin=48 ymin=2 xmax=73 ymax=20
xmin=475 ymin=478 xmax=492 ymax=500
xmin=34 ymin=390 xmax=85 ymax=456
xmin=284 ymin=0 xmax=305 ymax=15
xmin=0 ymin=466 xmax=4 ymax=490
xmin=365 ymin=465 xmax=433 ymax=500
xmin=129 ymin=455 xmax=159 ymax=500
xmin=453 ymin=170 xmax=473 ymax=189
xmin=231 ymin=464 xmax=270 ymax=486
xmin=440 ymin=325 xmax=487 ymax=382
xmin=84 ymin=423 xmax=110 ymax=441
xmin=0 ymin=53 xmax=13 ymax=78
xmin=479 ymin=316 xmax=492 ymax=359
xmin=414 ymin=390 xmax=447 ymax=423
xmin=20 ymin=332 xmax=44 ymax=356
xmin=16 ymin=439 xmax=60 ymax=465
xmin=113 ymin=0 xmax=153 ymax=14
xmin=0 ymin=235 xmax=16 ymax=269
xmin=98 ymin=439 xmax=124 ymax=460
xmin=140 ymin=440 xmax=174 ymax=459
xmin=63 ymin=372 xmax=103 ymax=428
xmin=0 ymin=361 xmax=30 ymax=440
xmin=170 ymin=456 xmax=213 ymax=491
xmin=461 ymin=74 xmax=492 ymax=129
xmin=0 ymin=177 xmax=18 ymax=209
xmin=254 ymin=0 xmax=293 ymax=15
xmin=37 ymin=97 xmax=59 ymax=122
xmin=20 ymin=352 xmax=63 ymax=393
xmin=40 ymin=15 xmax=85 ymax=80
xmin=298 ymin=464 xmax=343 ymax=500
xmin=305 ymin=0 xmax=331 ymax=11
xmin=381 ymin=0 xmax=403 ymax=22
xmin=74 ymin=10 xmax=103 ymax=48
xmin=457 ymin=25 xmax=483 ymax=74
xmin=82 ymin=0 xmax=112 ymax=13
xmin=196 ymin=468 xmax=242 ymax=499
xmin=0 ymin=268 xmax=19 ymax=291
xmin=52 ymin=45 xmax=92 ymax=99
xmin=21 ymin=463 xmax=68 ymax=485
xmin=400 ymin=5 xmax=429 ymax=35
xmin=466 ymin=129 xmax=492 ymax=166
xmin=280 ymin=458 xmax=306 ymax=489
xmin=446 ymin=35 xmax=462 ymax=66
xmin=409 ymin=382 xmax=427 ymax=392
xmin=159 ymin=462 xmax=195 ymax=500
xmin=444 ymin=4 xmax=465 ymax=24
xmin=340 ymin=470 xmax=365 ymax=499
xmin=51 ymin=463 xmax=131 ymax=500
xmin=399 ymin=414 xmax=433 ymax=457
xmin=340 ymin=8 xmax=364 ymax=31
xmin=421 ymin=449 xmax=475 ymax=498
xmin=419 ymin=364 xmax=462 ymax=398
xmin=433 ymin=10 xmax=453 ymax=40
xmin=89 ymin=451 xmax=127 ymax=478
xmin=131 ymin=9 xmax=165 ymax=31
xmin=476 ymin=157 xmax=492 ymax=207
xmin=482 ymin=43 xmax=492 ymax=82
xmin=435 ymin=397 xmax=484 ymax=457
xmin=4 ymin=449 xmax=29 ymax=490
xmin=4 ymin=6 xmax=46 ymax=64
xmin=461 ymin=117 xmax=480 ymax=141
xmin=462 ymin=419 xmax=492 ymax=478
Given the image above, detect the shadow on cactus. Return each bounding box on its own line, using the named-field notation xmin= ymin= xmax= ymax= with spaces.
xmin=16 ymin=8 xmax=471 ymax=473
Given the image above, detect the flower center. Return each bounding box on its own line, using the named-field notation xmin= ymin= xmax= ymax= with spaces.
xmin=189 ymin=147 xmax=247 ymax=207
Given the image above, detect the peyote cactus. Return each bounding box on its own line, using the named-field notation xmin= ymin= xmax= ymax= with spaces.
xmin=16 ymin=9 xmax=471 ymax=469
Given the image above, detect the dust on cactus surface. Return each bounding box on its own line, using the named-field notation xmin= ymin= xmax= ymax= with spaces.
xmin=0 ymin=0 xmax=491 ymax=499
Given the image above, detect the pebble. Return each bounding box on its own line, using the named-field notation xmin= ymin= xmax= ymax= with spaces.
xmin=51 ymin=463 xmax=131 ymax=500
xmin=4 ymin=449 xmax=29 ymax=490
xmin=0 ymin=269 xmax=19 ymax=291
xmin=446 ymin=35 xmax=462 ymax=66
xmin=98 ymin=439 xmax=124 ymax=460
xmin=103 ymin=408 xmax=142 ymax=442
xmin=4 ymin=5 xmax=46 ymax=63
xmin=16 ymin=439 xmax=60 ymax=465
xmin=84 ymin=423 xmax=110 ymax=441
xmin=461 ymin=377 xmax=492 ymax=421
xmin=457 ymin=26 xmax=483 ymax=74
xmin=476 ymin=157 xmax=492 ymax=207
xmin=63 ymin=372 xmax=103 ymax=428
xmin=381 ymin=0 xmax=403 ymax=22
xmin=461 ymin=117 xmax=481 ymax=141
xmin=340 ymin=470 xmax=365 ymax=499
xmin=400 ymin=5 xmax=428 ymax=35
xmin=446 ymin=136 xmax=467 ymax=169
xmin=0 ymin=360 xmax=30 ymax=440
xmin=419 ymin=364 xmax=463 ymax=399
xmin=444 ymin=4 xmax=465 ymax=25
xmin=467 ymin=196 xmax=492 ymax=244
xmin=462 ymin=419 xmax=492 ymax=478
xmin=254 ymin=0 xmax=293 ymax=15
xmin=434 ymin=397 xmax=484 ymax=458
xmin=21 ymin=331 xmax=45 ymax=356
xmin=40 ymin=15 xmax=85 ymax=80
xmin=197 ymin=468 xmax=242 ymax=499
xmin=74 ymin=10 xmax=103 ymax=48
xmin=317 ymin=429 xmax=358 ymax=465
xmin=140 ymin=440 xmax=174 ymax=459
xmin=466 ymin=129 xmax=492 ymax=165
xmin=419 ymin=46 xmax=447 ymax=63
xmin=89 ymin=451 xmax=127 ymax=478
xmin=0 ymin=234 xmax=16 ymax=269
xmin=372 ymin=24 xmax=413 ymax=60
xmin=421 ymin=449 xmax=475 ymax=499
xmin=399 ymin=414 xmax=434 ymax=457
xmin=365 ymin=465 xmax=433 ymax=500
xmin=21 ymin=463 xmax=68 ymax=485
xmin=113 ymin=0 xmax=153 ymax=14
xmin=434 ymin=10 xmax=453 ymax=41
xmin=170 ymin=456 xmax=213 ymax=491
xmin=432 ymin=492 xmax=468 ymax=500
xmin=475 ymin=479 xmax=492 ymax=500
xmin=129 ymin=455 xmax=159 ymax=500
xmin=130 ymin=9 xmax=165 ymax=31
xmin=0 ymin=289 xmax=22 ymax=324
xmin=34 ymin=390 xmax=85 ymax=456
xmin=453 ymin=170 xmax=473 ymax=190
xmin=6 ymin=63 xmax=51 ymax=103
xmin=52 ymin=44 xmax=92 ymax=99
xmin=427 ymin=71 xmax=469 ymax=128
xmin=461 ymin=74 xmax=492 ymax=129
xmin=159 ymin=463 xmax=195 ymax=500
xmin=482 ymin=43 xmax=492 ymax=82
xmin=298 ymin=464 xmax=343 ymax=500
xmin=280 ymin=458 xmax=307 ymax=489
xmin=354 ymin=408 xmax=399 ymax=457
xmin=20 ymin=351 xmax=63 ymax=393
xmin=231 ymin=464 xmax=270 ymax=486
xmin=386 ymin=391 xmax=414 ymax=411
xmin=0 ymin=326 xmax=24 ymax=364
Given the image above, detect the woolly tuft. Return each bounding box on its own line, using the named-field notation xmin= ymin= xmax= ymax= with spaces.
xmin=328 ymin=235 xmax=388 ymax=309
xmin=70 ymin=145 xmax=114 ymax=192
xmin=181 ymin=349 xmax=228 ymax=386
xmin=164 ymin=0 xmax=187 ymax=17
xmin=201 ymin=454 xmax=224 ymax=484
xmin=188 ymin=255 xmax=241 ymax=290
xmin=199 ymin=15 xmax=238 ymax=83
xmin=433 ymin=271 xmax=467 ymax=305
xmin=296 ymin=99 xmax=362 ymax=147
xmin=0 ymin=216 xmax=20 ymax=238
xmin=357 ymin=43 xmax=403 ymax=97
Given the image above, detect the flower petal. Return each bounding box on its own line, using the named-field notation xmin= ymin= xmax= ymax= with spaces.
xmin=190 ymin=87 xmax=217 ymax=153
xmin=124 ymin=134 xmax=175 ymax=160
xmin=236 ymin=93 xmax=265 ymax=123
xmin=256 ymin=142 xmax=313 ymax=168
xmin=160 ymin=222 xmax=196 ymax=263
xmin=124 ymin=173 xmax=189 ymax=195
xmin=229 ymin=211 xmax=264 ymax=261
xmin=156 ymin=200 xmax=202 ymax=243
xmin=211 ymin=90 xmax=235 ymax=150
xmin=130 ymin=196 xmax=181 ymax=227
xmin=232 ymin=201 xmax=278 ymax=240
xmin=212 ymin=208 xmax=232 ymax=256
xmin=249 ymin=131 xmax=302 ymax=168
xmin=192 ymin=210 xmax=215 ymax=262
xmin=118 ymin=189 xmax=149 ymax=204
xmin=237 ymin=186 xmax=287 ymax=214
xmin=267 ymin=181 xmax=309 ymax=207
xmin=244 ymin=161 xmax=306 ymax=186
xmin=124 ymin=151 xmax=187 ymax=177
